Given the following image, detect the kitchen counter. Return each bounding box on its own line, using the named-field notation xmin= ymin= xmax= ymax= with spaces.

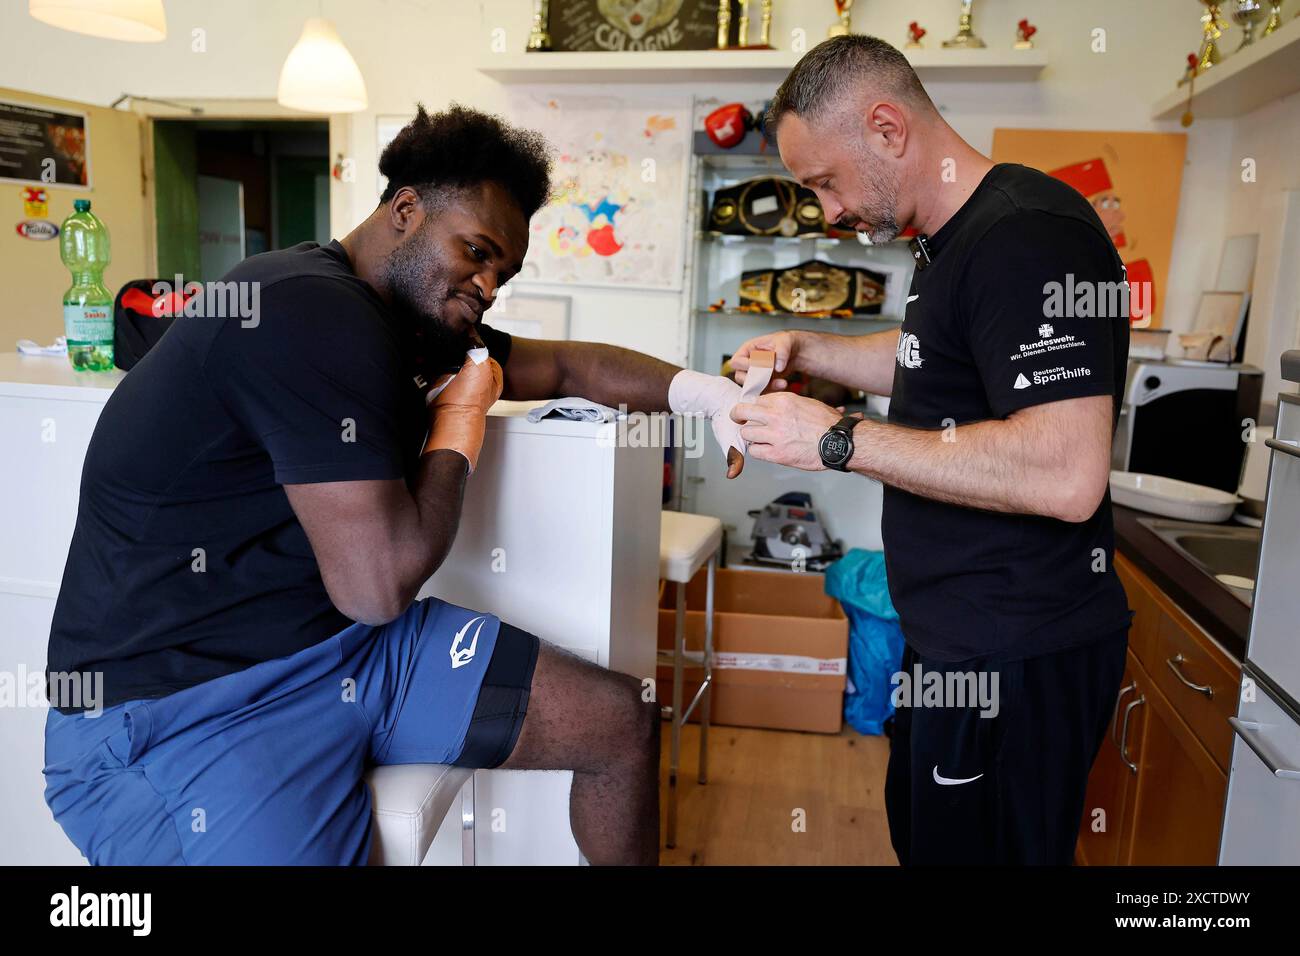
xmin=1112 ymin=503 xmax=1249 ymax=662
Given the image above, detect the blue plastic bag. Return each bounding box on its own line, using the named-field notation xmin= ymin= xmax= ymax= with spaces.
xmin=824 ymin=549 xmax=905 ymax=736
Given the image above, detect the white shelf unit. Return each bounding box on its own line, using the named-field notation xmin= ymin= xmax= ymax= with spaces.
xmin=478 ymin=47 xmax=1048 ymax=84
xmin=676 ymin=149 xmax=905 ymax=556
xmin=1151 ymin=15 xmax=1300 ymax=120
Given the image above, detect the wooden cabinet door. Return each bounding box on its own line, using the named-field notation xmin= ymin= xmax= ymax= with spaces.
xmin=1124 ymin=677 xmax=1228 ymax=865
xmin=1078 ymin=652 xmax=1144 ymax=865
xmin=1115 ymin=553 xmax=1159 ymax=667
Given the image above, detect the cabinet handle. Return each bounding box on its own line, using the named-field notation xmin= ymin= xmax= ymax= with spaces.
xmin=1111 ymin=681 xmax=1137 ymax=750
xmin=1264 ymin=437 xmax=1300 ymax=460
xmin=1229 ymin=718 xmax=1300 ymax=781
xmin=1120 ymin=694 xmax=1145 ymax=774
xmin=1166 ymin=653 xmax=1214 ymax=698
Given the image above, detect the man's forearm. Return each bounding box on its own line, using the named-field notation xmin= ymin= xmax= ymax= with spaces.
xmin=846 ymin=413 xmax=1098 ymax=522
xmin=389 ymin=449 xmax=469 ymax=610
xmin=797 ymin=328 xmax=900 ymax=396
xmin=555 ymin=341 xmax=680 ymax=411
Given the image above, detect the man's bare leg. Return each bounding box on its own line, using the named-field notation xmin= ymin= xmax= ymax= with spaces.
xmin=498 ymin=641 xmax=660 ymax=865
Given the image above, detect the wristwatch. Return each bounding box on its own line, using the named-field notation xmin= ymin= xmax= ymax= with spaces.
xmin=819 ymin=414 xmax=860 ymax=471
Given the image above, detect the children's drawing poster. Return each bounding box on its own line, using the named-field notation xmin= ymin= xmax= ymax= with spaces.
xmin=510 ymin=94 xmax=689 ymax=290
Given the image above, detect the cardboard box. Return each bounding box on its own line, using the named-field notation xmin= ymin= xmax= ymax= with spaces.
xmin=657 ymin=567 xmax=848 ymax=734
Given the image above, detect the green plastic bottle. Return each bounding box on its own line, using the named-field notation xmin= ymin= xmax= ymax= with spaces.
xmin=60 ymin=199 xmax=114 ymax=371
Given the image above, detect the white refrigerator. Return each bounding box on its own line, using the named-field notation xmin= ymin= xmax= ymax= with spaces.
xmin=1220 ymin=350 xmax=1300 ymax=863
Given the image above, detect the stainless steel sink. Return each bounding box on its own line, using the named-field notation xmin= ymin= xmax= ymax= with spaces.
xmin=1137 ymin=518 xmax=1262 ymax=606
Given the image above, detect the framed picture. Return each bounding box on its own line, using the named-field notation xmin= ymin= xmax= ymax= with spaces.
xmin=1192 ymin=290 xmax=1249 ymax=349
xmin=547 ymin=0 xmax=740 ymax=52
xmin=0 ymin=98 xmax=90 ymax=188
xmin=486 ymin=291 xmax=571 ymax=341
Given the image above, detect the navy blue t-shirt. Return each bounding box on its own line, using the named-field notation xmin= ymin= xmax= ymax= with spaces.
xmin=883 ymin=163 xmax=1132 ymax=662
xmin=47 ymin=240 xmax=512 ymax=713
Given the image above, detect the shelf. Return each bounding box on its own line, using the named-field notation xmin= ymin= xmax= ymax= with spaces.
xmin=696 ymin=308 xmax=901 ymax=323
xmin=478 ymin=47 xmax=1048 ymax=85
xmin=1152 ymin=15 xmax=1300 ymax=120
xmin=699 ymin=231 xmax=905 ymax=247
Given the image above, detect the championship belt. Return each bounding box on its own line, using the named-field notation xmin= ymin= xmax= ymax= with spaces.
xmin=739 ymin=259 xmax=887 ymax=315
xmin=707 ymin=177 xmax=827 ymax=237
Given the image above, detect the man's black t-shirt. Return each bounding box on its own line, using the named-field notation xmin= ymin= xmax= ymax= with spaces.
xmin=883 ymin=163 xmax=1132 ymax=662
xmin=47 ymin=240 xmax=512 ymax=713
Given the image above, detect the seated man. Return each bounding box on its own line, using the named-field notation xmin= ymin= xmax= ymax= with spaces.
xmin=42 ymin=104 xmax=744 ymax=866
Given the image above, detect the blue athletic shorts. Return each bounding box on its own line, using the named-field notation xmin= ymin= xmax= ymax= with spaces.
xmin=42 ymin=597 xmax=539 ymax=865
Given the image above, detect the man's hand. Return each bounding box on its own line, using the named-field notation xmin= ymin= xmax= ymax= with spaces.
xmin=730 ymin=391 xmax=846 ymax=471
xmin=423 ymin=354 xmax=504 ymax=472
xmin=729 ymin=331 xmax=802 ymax=392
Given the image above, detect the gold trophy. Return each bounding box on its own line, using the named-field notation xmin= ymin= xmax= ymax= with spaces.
xmin=1230 ymin=0 xmax=1267 ymax=47
xmin=942 ymin=0 xmax=986 ymax=48
xmin=526 ymin=0 xmax=552 ymax=51
xmin=716 ymin=0 xmax=732 ymax=48
xmin=1261 ymin=0 xmax=1284 ymax=36
xmin=1196 ymin=0 xmax=1229 ymax=71
xmin=827 ymin=0 xmax=853 ymax=38
xmin=721 ymin=0 xmax=774 ymax=49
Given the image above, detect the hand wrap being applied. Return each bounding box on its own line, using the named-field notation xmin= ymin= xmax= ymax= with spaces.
xmin=422 ymin=347 xmax=503 ymax=475
xmin=668 ymin=350 xmax=774 ymax=478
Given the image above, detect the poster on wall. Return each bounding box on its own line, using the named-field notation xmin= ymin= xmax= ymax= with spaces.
xmin=510 ymin=94 xmax=689 ymax=290
xmin=548 ymin=0 xmax=738 ymax=52
xmin=0 ymin=99 xmax=90 ymax=188
xmin=992 ymin=129 xmax=1187 ymax=329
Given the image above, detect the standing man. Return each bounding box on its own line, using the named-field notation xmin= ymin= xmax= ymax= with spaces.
xmin=43 ymin=104 xmax=747 ymax=866
xmin=730 ymin=36 xmax=1133 ymax=864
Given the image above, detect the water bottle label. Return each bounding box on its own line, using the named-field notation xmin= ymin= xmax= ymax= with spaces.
xmin=64 ymin=304 xmax=113 ymax=344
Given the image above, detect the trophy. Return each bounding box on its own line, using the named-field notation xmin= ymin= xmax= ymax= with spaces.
xmin=525 ymin=0 xmax=551 ymax=51
xmin=719 ymin=0 xmax=774 ymax=49
xmin=1261 ymin=0 xmax=1284 ymax=35
xmin=827 ymin=0 xmax=853 ymax=38
xmin=942 ymin=0 xmax=986 ymax=48
xmin=1196 ymin=0 xmax=1229 ymax=71
xmin=1230 ymin=0 xmax=1267 ymax=47
xmin=1014 ymin=18 xmax=1037 ymax=49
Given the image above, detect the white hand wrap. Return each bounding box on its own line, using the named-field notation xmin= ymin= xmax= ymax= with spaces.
xmin=668 ymin=369 xmax=747 ymax=466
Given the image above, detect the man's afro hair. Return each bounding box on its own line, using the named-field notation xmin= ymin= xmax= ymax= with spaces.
xmin=378 ymin=103 xmax=553 ymax=218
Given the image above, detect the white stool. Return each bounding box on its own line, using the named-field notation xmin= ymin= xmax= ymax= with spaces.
xmin=658 ymin=510 xmax=722 ymax=850
xmin=365 ymin=764 xmax=475 ymax=866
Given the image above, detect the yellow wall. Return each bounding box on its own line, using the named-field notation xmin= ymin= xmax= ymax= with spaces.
xmin=0 ymin=87 xmax=148 ymax=349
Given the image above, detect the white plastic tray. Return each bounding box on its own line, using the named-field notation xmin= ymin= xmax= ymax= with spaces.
xmin=1110 ymin=470 xmax=1242 ymax=523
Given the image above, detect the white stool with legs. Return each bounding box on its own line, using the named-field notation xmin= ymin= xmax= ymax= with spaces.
xmin=365 ymin=764 xmax=476 ymax=866
xmin=658 ymin=510 xmax=722 ymax=850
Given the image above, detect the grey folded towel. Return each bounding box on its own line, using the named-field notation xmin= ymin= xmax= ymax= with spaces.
xmin=526 ymin=397 xmax=621 ymax=424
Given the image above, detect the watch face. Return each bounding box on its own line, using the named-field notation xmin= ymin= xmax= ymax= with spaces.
xmin=821 ymin=431 xmax=851 ymax=464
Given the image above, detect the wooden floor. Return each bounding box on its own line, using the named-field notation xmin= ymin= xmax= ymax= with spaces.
xmin=657 ymin=720 xmax=898 ymax=866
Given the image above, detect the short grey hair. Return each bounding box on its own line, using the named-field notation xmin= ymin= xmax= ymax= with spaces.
xmin=764 ymin=35 xmax=935 ymax=141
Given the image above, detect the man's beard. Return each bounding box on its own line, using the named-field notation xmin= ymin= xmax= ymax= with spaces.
xmin=837 ymin=151 xmax=901 ymax=245
xmin=381 ymin=222 xmax=471 ymax=364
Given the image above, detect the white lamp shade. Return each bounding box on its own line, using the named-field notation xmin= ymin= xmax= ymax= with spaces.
xmin=29 ymin=0 xmax=166 ymax=41
xmin=277 ymin=17 xmax=368 ymax=114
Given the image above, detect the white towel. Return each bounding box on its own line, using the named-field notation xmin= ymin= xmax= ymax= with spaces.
xmin=526 ymin=397 xmax=621 ymax=424
xmin=17 ymin=336 xmax=68 ymax=356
